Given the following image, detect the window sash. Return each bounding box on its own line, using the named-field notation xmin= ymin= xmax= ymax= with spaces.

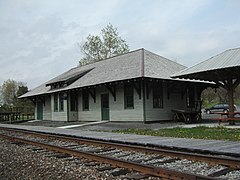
xmin=82 ymin=91 xmax=89 ymax=111
xmin=153 ymin=83 xmax=163 ymax=108
xmin=124 ymin=85 xmax=134 ymax=109
xmin=59 ymin=93 xmax=64 ymax=112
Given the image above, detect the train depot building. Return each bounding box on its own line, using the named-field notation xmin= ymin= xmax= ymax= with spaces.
xmin=20 ymin=49 xmax=211 ymax=122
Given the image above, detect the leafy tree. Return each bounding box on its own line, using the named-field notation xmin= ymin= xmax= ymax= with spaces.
xmin=0 ymin=79 xmax=21 ymax=106
xmin=79 ymin=23 xmax=129 ymax=66
xmin=235 ymin=85 xmax=240 ymax=99
xmin=202 ymin=85 xmax=240 ymax=108
xmin=16 ymin=85 xmax=28 ymax=98
xmin=0 ymin=79 xmax=34 ymax=112
xmin=15 ymin=85 xmax=29 ymax=107
xmin=201 ymin=88 xmax=216 ymax=107
xmin=15 ymin=85 xmax=34 ymax=113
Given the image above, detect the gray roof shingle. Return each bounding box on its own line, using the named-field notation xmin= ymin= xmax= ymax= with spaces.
xmin=45 ymin=68 xmax=94 ymax=86
xmin=144 ymin=50 xmax=186 ymax=79
xmin=20 ymin=49 xmax=193 ymax=98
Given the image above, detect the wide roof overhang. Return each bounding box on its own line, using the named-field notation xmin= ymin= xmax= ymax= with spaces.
xmin=172 ymin=48 xmax=240 ymax=122
xmin=172 ymin=48 xmax=240 ymax=83
xmin=172 ymin=66 xmax=240 ymax=83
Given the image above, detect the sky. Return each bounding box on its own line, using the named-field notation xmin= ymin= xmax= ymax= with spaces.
xmin=0 ymin=0 xmax=240 ymax=89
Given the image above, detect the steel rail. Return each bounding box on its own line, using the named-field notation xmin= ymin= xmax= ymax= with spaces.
xmin=1 ymin=127 xmax=239 ymax=169
xmin=0 ymin=133 xmax=216 ymax=180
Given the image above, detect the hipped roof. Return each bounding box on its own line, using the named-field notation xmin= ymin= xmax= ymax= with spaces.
xmin=20 ymin=48 xmax=202 ymax=98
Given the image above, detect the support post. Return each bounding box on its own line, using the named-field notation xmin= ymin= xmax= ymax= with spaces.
xmin=227 ymin=79 xmax=235 ymax=125
xmin=217 ymin=78 xmax=240 ymax=126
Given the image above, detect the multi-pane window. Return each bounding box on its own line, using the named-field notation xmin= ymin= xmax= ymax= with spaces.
xmin=59 ymin=93 xmax=64 ymax=112
xmin=54 ymin=94 xmax=58 ymax=112
xmin=153 ymin=83 xmax=163 ymax=108
xmin=82 ymin=90 xmax=89 ymax=111
xmin=124 ymin=84 xmax=134 ymax=109
xmin=70 ymin=91 xmax=78 ymax=111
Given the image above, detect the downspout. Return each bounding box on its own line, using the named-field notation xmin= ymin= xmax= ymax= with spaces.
xmin=141 ymin=48 xmax=146 ymax=123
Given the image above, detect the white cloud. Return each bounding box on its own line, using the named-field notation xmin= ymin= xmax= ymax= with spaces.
xmin=0 ymin=0 xmax=239 ymax=89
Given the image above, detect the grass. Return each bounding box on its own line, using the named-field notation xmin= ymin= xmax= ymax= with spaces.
xmin=113 ymin=126 xmax=240 ymax=141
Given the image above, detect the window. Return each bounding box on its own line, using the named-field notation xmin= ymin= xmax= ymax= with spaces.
xmin=82 ymin=90 xmax=89 ymax=111
xmin=54 ymin=94 xmax=58 ymax=112
xmin=70 ymin=91 xmax=78 ymax=111
xmin=59 ymin=93 xmax=64 ymax=112
xmin=124 ymin=84 xmax=134 ymax=109
xmin=153 ymin=83 xmax=163 ymax=108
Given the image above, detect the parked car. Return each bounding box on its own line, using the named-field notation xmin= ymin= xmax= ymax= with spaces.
xmin=205 ymin=103 xmax=237 ymax=114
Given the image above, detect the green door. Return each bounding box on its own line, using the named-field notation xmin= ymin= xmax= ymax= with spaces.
xmin=101 ymin=94 xmax=109 ymax=121
xmin=37 ymin=102 xmax=43 ymax=120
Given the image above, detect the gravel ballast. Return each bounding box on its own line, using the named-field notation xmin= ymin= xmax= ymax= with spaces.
xmin=1 ymin=135 xmax=239 ymax=179
xmin=0 ymin=139 xmax=120 ymax=179
xmin=0 ymin=139 xmax=162 ymax=179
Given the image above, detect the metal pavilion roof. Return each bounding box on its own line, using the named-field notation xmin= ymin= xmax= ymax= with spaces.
xmin=171 ymin=48 xmax=240 ymax=81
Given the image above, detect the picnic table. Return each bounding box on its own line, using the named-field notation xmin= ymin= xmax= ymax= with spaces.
xmin=209 ymin=112 xmax=240 ymax=125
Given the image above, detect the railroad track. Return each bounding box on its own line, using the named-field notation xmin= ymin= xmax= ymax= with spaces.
xmin=0 ymin=127 xmax=239 ymax=179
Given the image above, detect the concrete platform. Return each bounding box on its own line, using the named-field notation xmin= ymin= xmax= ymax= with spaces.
xmin=0 ymin=123 xmax=240 ymax=157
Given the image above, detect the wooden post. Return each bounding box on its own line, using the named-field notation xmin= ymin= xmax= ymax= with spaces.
xmin=227 ymin=79 xmax=235 ymax=125
xmin=216 ymin=78 xmax=239 ymax=125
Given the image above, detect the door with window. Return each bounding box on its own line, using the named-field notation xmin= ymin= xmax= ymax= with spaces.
xmin=37 ymin=102 xmax=43 ymax=120
xmin=101 ymin=94 xmax=109 ymax=121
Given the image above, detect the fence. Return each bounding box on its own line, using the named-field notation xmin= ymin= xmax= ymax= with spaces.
xmin=0 ymin=106 xmax=34 ymax=123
